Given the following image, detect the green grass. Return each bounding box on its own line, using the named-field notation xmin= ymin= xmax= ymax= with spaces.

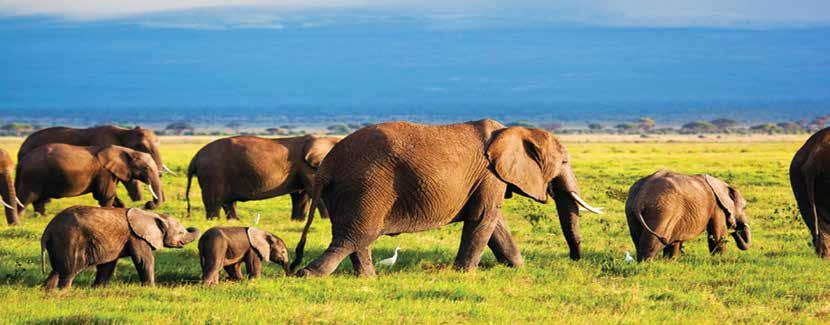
xmin=0 ymin=137 xmax=826 ymax=323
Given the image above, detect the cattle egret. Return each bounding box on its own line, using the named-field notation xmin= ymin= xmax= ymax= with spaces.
xmin=624 ymin=251 xmax=635 ymax=263
xmin=377 ymin=247 xmax=401 ymax=266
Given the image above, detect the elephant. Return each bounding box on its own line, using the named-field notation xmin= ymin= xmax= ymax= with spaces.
xmin=790 ymin=127 xmax=830 ymax=258
xmin=18 ymin=125 xmax=173 ymax=202
xmin=291 ymin=119 xmax=603 ymax=277
xmin=0 ymin=149 xmax=21 ymax=225
xmin=40 ymin=206 xmax=200 ymax=290
xmin=16 ymin=144 xmax=165 ymax=215
xmin=185 ymin=135 xmax=338 ymax=220
xmin=625 ymin=170 xmax=751 ymax=261
xmin=198 ymin=226 xmax=290 ymax=285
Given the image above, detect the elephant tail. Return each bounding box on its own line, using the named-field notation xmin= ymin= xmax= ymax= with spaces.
xmin=185 ymin=159 xmax=196 ymax=217
xmin=290 ymin=176 xmax=328 ymax=273
xmin=40 ymin=235 xmax=47 ymax=274
xmin=635 ymin=208 xmax=671 ymax=246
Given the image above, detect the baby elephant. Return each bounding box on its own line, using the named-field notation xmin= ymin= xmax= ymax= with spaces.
xmin=626 ymin=170 xmax=752 ymax=261
xmin=198 ymin=227 xmax=290 ymax=285
xmin=41 ymin=206 xmax=200 ymax=290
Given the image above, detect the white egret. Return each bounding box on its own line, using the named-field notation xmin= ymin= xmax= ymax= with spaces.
xmin=377 ymin=246 xmax=401 ymax=267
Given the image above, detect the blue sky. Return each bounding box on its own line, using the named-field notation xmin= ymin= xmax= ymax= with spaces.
xmin=1 ymin=2 xmax=829 ymax=122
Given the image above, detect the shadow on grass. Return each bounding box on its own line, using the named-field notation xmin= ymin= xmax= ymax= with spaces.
xmin=25 ymin=314 xmax=126 ymax=324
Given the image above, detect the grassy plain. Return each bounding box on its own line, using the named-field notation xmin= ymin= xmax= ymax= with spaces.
xmin=0 ymin=135 xmax=824 ymax=323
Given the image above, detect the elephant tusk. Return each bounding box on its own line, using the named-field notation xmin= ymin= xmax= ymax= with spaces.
xmin=570 ymin=192 xmax=603 ymax=214
xmin=162 ymin=164 xmax=177 ymax=176
xmin=148 ymin=184 xmax=159 ymax=201
xmin=15 ymin=197 xmax=25 ymax=208
xmin=0 ymin=198 xmax=12 ymax=210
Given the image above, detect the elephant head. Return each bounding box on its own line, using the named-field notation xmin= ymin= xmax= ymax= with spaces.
xmin=97 ymin=146 xmax=165 ymax=209
xmin=127 ymin=208 xmax=200 ymax=249
xmin=247 ymin=227 xmax=290 ymax=274
xmin=704 ymin=175 xmax=751 ymax=250
xmin=120 ymin=126 xmax=173 ymax=177
xmin=486 ymin=127 xmax=603 ymax=260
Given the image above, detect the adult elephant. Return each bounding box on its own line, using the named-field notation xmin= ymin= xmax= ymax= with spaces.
xmin=0 ymin=149 xmax=20 ymax=225
xmin=791 ymin=127 xmax=830 ymax=258
xmin=292 ymin=119 xmax=603 ymax=276
xmin=18 ymin=125 xmax=173 ymax=202
xmin=16 ymin=144 xmax=164 ymax=215
xmin=185 ymin=135 xmax=338 ymax=220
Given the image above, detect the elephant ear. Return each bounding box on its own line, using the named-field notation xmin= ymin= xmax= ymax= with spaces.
xmin=97 ymin=146 xmax=131 ymax=182
xmin=704 ymin=175 xmax=736 ymax=219
xmin=247 ymin=227 xmax=271 ymax=263
xmin=127 ymin=208 xmax=165 ymax=250
xmin=303 ymin=136 xmax=337 ymax=169
xmin=486 ymin=127 xmax=556 ymax=203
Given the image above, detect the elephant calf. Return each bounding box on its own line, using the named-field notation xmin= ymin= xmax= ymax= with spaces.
xmin=41 ymin=206 xmax=200 ymax=290
xmin=625 ymin=170 xmax=752 ymax=261
xmin=198 ymin=226 xmax=290 ymax=285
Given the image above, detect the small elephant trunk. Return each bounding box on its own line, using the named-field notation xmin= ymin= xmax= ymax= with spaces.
xmin=732 ymin=223 xmax=752 ymax=250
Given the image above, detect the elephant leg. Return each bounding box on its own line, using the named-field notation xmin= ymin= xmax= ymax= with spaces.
xmin=349 ymin=246 xmax=376 ymax=277
xmin=124 ymin=179 xmax=143 ymax=202
xmin=43 ymin=271 xmax=60 ymax=291
xmin=113 ymin=196 xmax=126 ymax=208
xmin=244 ymin=251 xmax=263 ymax=278
xmin=33 ymin=199 xmax=48 ymax=216
xmin=201 ymin=257 xmax=222 ymax=285
xmin=317 ymin=200 xmax=330 ymax=219
xmin=129 ymin=240 xmax=156 ymax=286
xmin=663 ymin=243 xmax=682 ymax=259
xmin=57 ymin=271 xmax=78 ymax=290
xmin=636 ymin=235 xmax=663 ymax=262
xmin=222 ymin=201 xmax=238 ymax=220
xmin=297 ymin=241 xmax=355 ymax=277
xmin=487 ymin=217 xmax=524 ymax=267
xmin=290 ymin=191 xmax=311 ymax=221
xmin=93 ymin=261 xmax=118 ymax=287
xmin=455 ymin=208 xmax=500 ymax=271
xmin=224 ymin=264 xmax=244 ymax=281
xmin=707 ymin=220 xmax=727 ymax=255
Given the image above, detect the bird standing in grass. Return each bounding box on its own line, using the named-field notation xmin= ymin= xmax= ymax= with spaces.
xmin=377 ymin=247 xmax=401 ymax=267
xmin=624 ymin=251 xmax=635 ymax=263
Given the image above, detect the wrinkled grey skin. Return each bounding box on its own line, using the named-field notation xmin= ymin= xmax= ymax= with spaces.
xmin=198 ymin=226 xmax=290 ymax=285
xmin=41 ymin=206 xmax=199 ymax=291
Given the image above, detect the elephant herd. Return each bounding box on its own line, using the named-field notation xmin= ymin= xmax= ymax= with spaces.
xmin=1 ymin=120 xmax=828 ymax=291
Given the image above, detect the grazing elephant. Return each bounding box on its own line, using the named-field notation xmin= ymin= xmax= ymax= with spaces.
xmin=185 ymin=135 xmax=338 ymax=220
xmin=19 ymin=125 xmax=173 ymax=202
xmin=626 ymin=170 xmax=751 ymax=261
xmin=16 ymin=144 xmax=165 ymax=215
xmin=292 ymin=119 xmax=603 ymax=277
xmin=198 ymin=226 xmax=290 ymax=285
xmin=791 ymin=127 xmax=830 ymax=258
xmin=0 ymin=149 xmax=21 ymax=225
xmin=41 ymin=206 xmax=200 ymax=290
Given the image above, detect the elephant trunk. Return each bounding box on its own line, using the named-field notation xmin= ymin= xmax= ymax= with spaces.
xmin=1 ymin=171 xmax=18 ymax=225
xmin=732 ymin=221 xmax=752 ymax=251
xmin=550 ymin=165 xmax=584 ymax=261
xmin=144 ymin=173 xmax=165 ymax=210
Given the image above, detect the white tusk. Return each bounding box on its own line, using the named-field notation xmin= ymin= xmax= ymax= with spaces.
xmin=0 ymin=198 xmax=12 ymax=210
xmin=254 ymin=213 xmax=261 ymax=225
xmin=162 ymin=164 xmax=177 ymax=176
xmin=570 ymin=192 xmax=604 ymax=214
xmin=15 ymin=197 xmax=25 ymax=208
xmin=148 ymin=184 xmax=159 ymax=201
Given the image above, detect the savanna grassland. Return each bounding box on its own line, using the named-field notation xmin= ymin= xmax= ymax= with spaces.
xmin=0 ymin=135 xmax=825 ymax=323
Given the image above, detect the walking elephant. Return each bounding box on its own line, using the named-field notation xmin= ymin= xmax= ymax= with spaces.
xmin=16 ymin=144 xmax=164 ymax=215
xmin=625 ymin=170 xmax=751 ymax=261
xmin=0 ymin=149 xmax=20 ymax=225
xmin=185 ymin=135 xmax=338 ymax=220
xmin=291 ymin=119 xmax=603 ymax=277
xmin=41 ymin=206 xmax=199 ymax=290
xmin=791 ymin=127 xmax=830 ymax=258
xmin=18 ymin=125 xmax=173 ymax=202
